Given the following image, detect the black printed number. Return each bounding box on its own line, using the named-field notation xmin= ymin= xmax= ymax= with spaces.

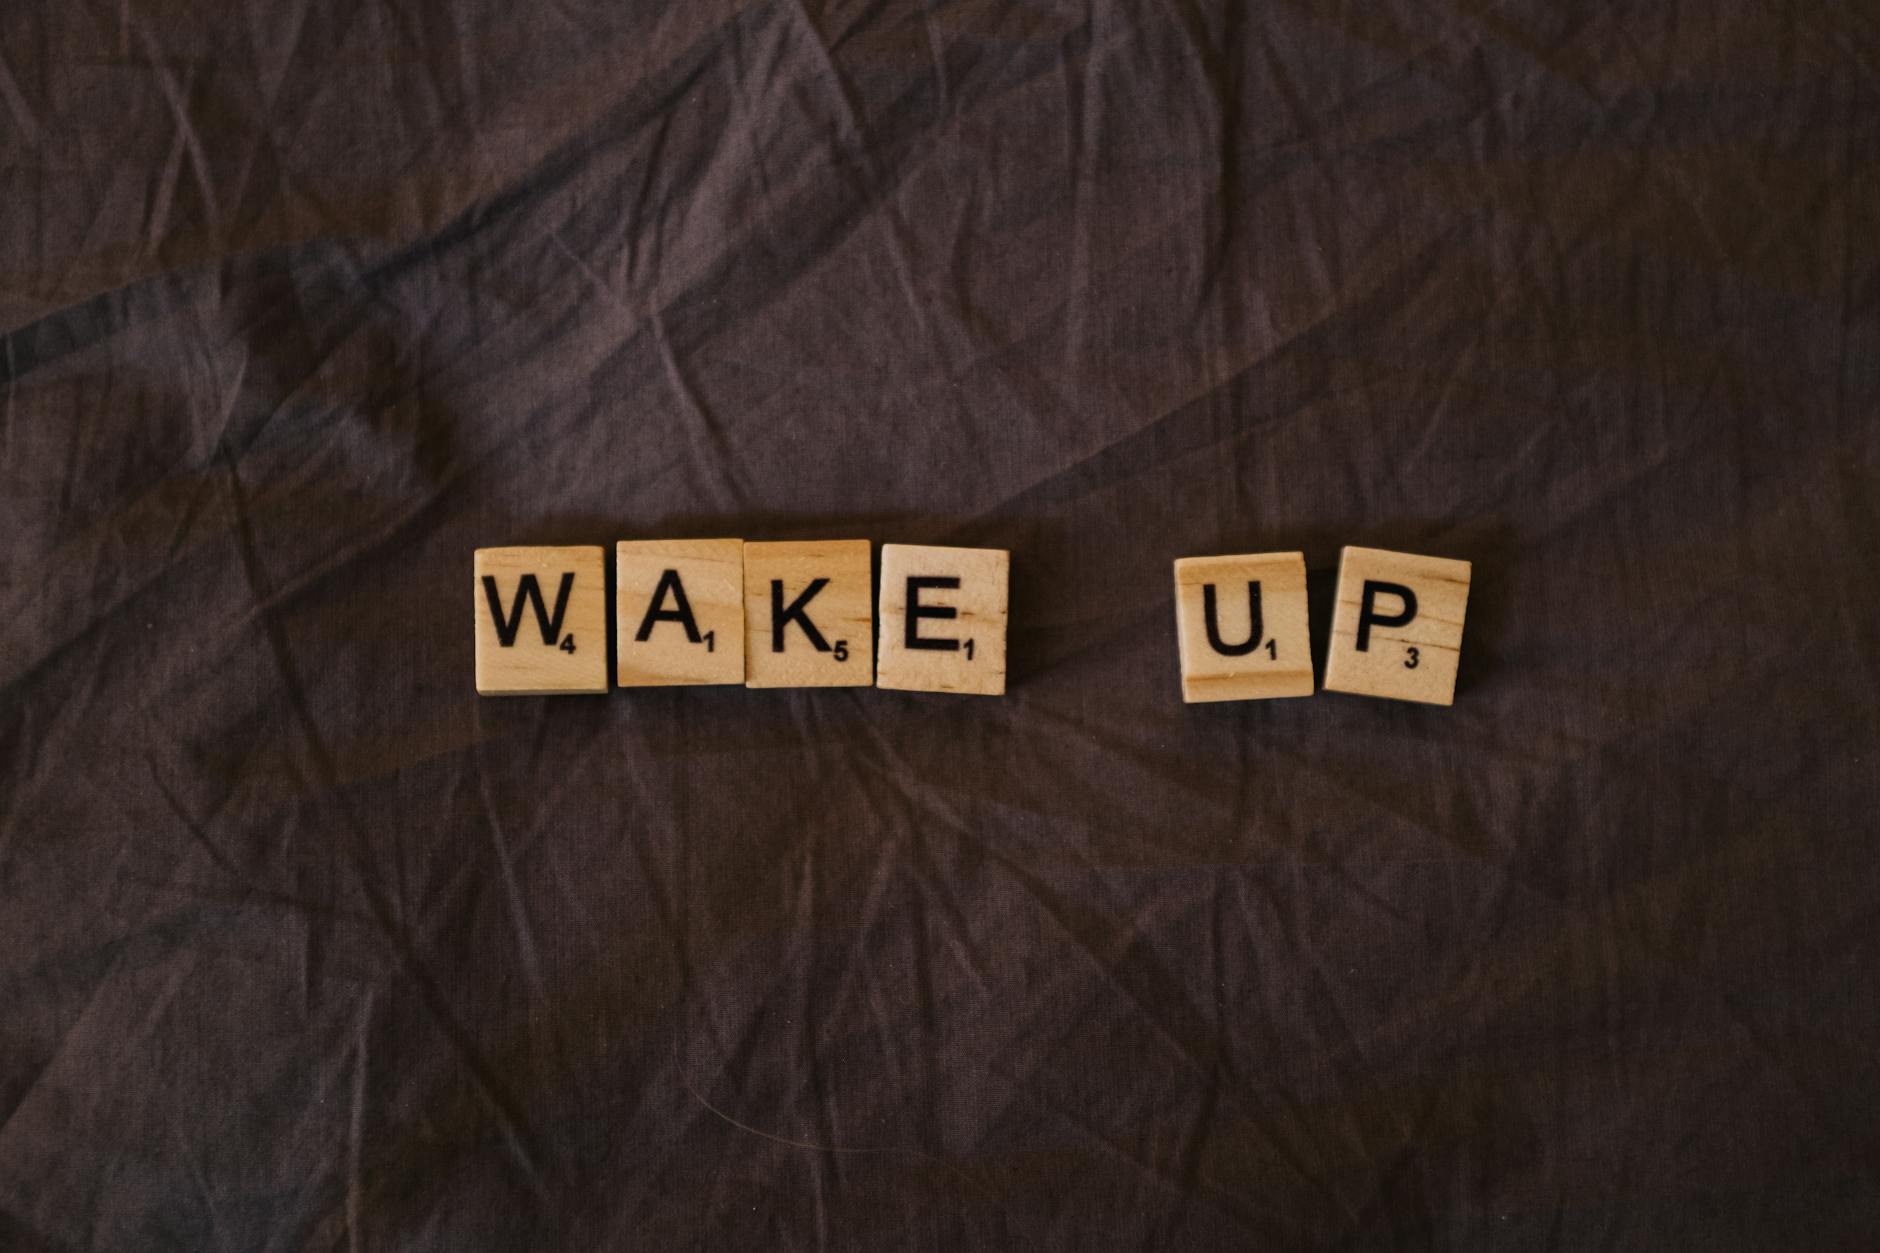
xmin=560 ymin=635 xmax=576 ymax=654
xmin=833 ymin=640 xmax=850 ymax=662
xmin=703 ymin=630 xmax=716 ymax=653
xmin=1404 ymin=646 xmax=1419 ymax=670
xmin=1264 ymin=639 xmax=1277 ymax=660
xmin=964 ymin=639 xmax=976 ymax=661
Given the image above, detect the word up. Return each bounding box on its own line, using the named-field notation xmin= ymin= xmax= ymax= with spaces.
xmin=474 ymin=541 xmax=1009 ymax=697
xmin=1173 ymin=546 xmax=1472 ymax=706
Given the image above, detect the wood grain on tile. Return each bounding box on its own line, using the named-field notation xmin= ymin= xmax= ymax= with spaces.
xmin=1323 ymin=545 xmax=1471 ymax=706
xmin=1173 ymin=551 xmax=1314 ymax=702
xmin=474 ymin=546 xmax=609 ymax=695
xmin=743 ymin=540 xmax=874 ymax=688
xmin=876 ymin=544 xmax=1009 ymax=696
xmin=616 ymin=539 xmax=745 ymax=687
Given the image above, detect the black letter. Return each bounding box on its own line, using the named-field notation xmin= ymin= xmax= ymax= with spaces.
xmin=771 ymin=578 xmax=832 ymax=653
xmin=482 ymin=572 xmax=574 ymax=647
xmin=1202 ymin=583 xmax=1263 ymax=656
xmin=905 ymin=576 xmax=960 ymax=651
xmin=1356 ymin=580 xmax=1417 ymax=652
xmin=635 ymin=569 xmax=702 ymax=644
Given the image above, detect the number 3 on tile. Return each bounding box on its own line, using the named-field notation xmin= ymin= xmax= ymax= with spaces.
xmin=1404 ymin=646 xmax=1418 ymax=669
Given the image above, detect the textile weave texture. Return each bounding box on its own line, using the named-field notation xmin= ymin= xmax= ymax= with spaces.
xmin=2 ymin=1 xmax=1876 ymax=1248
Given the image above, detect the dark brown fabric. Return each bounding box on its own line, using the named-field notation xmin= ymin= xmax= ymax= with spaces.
xmin=3 ymin=2 xmax=1877 ymax=1248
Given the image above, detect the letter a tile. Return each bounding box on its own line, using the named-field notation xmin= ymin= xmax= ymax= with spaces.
xmin=1323 ymin=546 xmax=1471 ymax=706
xmin=474 ymin=546 xmax=609 ymax=695
xmin=877 ymin=544 xmax=1009 ymax=696
xmin=1173 ymin=552 xmax=1313 ymax=702
xmin=616 ymin=539 xmax=745 ymax=687
xmin=743 ymin=540 xmax=874 ymax=688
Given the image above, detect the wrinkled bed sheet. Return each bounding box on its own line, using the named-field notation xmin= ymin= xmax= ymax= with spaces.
xmin=2 ymin=2 xmax=1877 ymax=1248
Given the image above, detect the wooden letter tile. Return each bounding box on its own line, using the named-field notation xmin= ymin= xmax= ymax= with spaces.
xmin=616 ymin=539 xmax=745 ymax=687
xmin=743 ymin=540 xmax=874 ymax=688
xmin=474 ymin=546 xmax=609 ymax=695
xmin=876 ymin=544 xmax=1009 ymax=696
xmin=1173 ymin=552 xmax=1313 ymax=702
xmin=1323 ymin=546 xmax=1471 ymax=706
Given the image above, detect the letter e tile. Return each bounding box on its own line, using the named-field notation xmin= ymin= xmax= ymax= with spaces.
xmin=877 ymin=544 xmax=1009 ymax=696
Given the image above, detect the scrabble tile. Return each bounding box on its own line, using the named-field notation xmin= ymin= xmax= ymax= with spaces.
xmin=743 ymin=540 xmax=874 ymax=688
xmin=1323 ymin=545 xmax=1471 ymax=706
xmin=615 ymin=539 xmax=745 ymax=687
xmin=474 ymin=546 xmax=609 ymax=695
xmin=876 ymin=544 xmax=1009 ymax=696
xmin=1173 ymin=551 xmax=1314 ymax=702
